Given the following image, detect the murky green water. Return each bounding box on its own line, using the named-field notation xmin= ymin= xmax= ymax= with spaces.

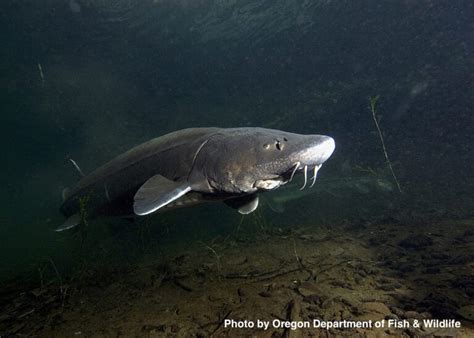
xmin=0 ymin=1 xmax=472 ymax=335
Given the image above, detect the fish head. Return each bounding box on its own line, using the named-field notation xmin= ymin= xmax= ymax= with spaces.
xmin=193 ymin=128 xmax=335 ymax=194
xmin=252 ymin=130 xmax=335 ymax=191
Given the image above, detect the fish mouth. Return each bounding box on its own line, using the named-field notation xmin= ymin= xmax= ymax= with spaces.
xmin=253 ymin=177 xmax=285 ymax=190
xmin=253 ymin=162 xmax=326 ymax=192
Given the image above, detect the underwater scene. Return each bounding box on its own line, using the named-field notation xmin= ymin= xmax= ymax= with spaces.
xmin=1 ymin=0 xmax=473 ymax=336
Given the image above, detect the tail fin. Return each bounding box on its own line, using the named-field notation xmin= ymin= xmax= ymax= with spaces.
xmin=55 ymin=213 xmax=81 ymax=232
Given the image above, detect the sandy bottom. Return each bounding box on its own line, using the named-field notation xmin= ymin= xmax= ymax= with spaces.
xmin=1 ymin=218 xmax=473 ymax=337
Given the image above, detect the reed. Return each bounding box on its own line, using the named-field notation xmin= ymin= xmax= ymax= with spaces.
xmin=369 ymin=95 xmax=402 ymax=193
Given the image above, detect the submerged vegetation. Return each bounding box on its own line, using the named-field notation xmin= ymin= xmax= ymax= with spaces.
xmin=77 ymin=195 xmax=90 ymax=244
xmin=368 ymin=95 xmax=403 ymax=193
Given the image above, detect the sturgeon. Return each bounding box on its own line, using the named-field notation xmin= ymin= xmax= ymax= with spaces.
xmin=58 ymin=127 xmax=335 ymax=231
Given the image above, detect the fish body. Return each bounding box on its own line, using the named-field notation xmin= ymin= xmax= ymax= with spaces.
xmin=58 ymin=127 xmax=335 ymax=230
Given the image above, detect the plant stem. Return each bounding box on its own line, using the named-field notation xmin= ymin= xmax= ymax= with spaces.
xmin=369 ymin=96 xmax=402 ymax=193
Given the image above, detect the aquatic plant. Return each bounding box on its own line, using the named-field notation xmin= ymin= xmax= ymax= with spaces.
xmin=136 ymin=218 xmax=153 ymax=252
xmin=77 ymin=195 xmax=91 ymax=245
xmin=48 ymin=259 xmax=69 ymax=307
xmin=368 ymin=95 xmax=402 ymax=193
xmin=226 ymin=209 xmax=272 ymax=243
xmin=205 ymin=244 xmax=222 ymax=273
xmin=197 ymin=238 xmax=224 ymax=274
xmin=34 ymin=258 xmax=69 ymax=307
xmin=78 ymin=195 xmax=90 ymax=227
xmin=251 ymin=208 xmax=271 ymax=234
xmin=292 ymin=237 xmax=302 ymax=268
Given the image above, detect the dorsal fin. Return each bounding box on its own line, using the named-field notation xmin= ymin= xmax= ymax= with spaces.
xmin=69 ymin=158 xmax=85 ymax=177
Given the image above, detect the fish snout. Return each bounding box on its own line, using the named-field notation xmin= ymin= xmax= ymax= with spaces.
xmin=297 ymin=135 xmax=335 ymax=167
xmin=284 ymin=135 xmax=335 ymax=190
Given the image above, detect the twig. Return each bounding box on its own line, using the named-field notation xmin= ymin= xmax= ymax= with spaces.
xmin=225 ymin=261 xmax=287 ymax=279
xmin=292 ymin=238 xmax=301 ymax=267
xmin=49 ymin=259 xmax=68 ymax=307
xmin=255 ymin=267 xmax=302 ymax=282
xmin=49 ymin=259 xmax=63 ymax=294
xmin=236 ymin=215 xmax=245 ymax=233
xmin=38 ymin=266 xmax=45 ymax=289
xmin=173 ymin=279 xmax=193 ymax=292
xmin=210 ymin=310 xmax=232 ymax=335
xmin=205 ymin=245 xmax=221 ymax=272
xmin=37 ymin=63 xmax=45 ymax=86
xmin=224 ymin=215 xmax=246 ymax=242
xmin=369 ymin=95 xmax=402 ymax=193
xmin=314 ymin=259 xmax=353 ymax=283
xmin=292 ymin=238 xmax=315 ymax=280
xmin=18 ymin=309 xmax=35 ymax=319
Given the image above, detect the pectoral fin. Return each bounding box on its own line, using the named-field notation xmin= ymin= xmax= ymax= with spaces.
xmin=55 ymin=213 xmax=81 ymax=232
xmin=224 ymin=194 xmax=259 ymax=215
xmin=133 ymin=174 xmax=191 ymax=216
